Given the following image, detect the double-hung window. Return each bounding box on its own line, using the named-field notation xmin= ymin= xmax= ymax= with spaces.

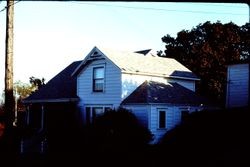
xmin=93 ymin=67 xmax=104 ymax=92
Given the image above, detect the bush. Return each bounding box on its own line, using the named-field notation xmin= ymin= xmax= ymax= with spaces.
xmin=86 ymin=107 xmax=153 ymax=153
xmin=157 ymin=108 xmax=250 ymax=167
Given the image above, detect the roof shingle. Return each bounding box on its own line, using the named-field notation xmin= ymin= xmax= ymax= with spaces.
xmin=99 ymin=47 xmax=199 ymax=79
xmin=122 ymin=81 xmax=211 ymax=106
xmin=23 ymin=61 xmax=81 ymax=103
xmin=73 ymin=47 xmax=199 ymax=80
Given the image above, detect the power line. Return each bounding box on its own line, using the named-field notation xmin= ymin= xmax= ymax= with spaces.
xmin=187 ymin=3 xmax=248 ymax=8
xmin=0 ymin=1 xmax=21 ymax=13
xmin=69 ymin=2 xmax=247 ymax=16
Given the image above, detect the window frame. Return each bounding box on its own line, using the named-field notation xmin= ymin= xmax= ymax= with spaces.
xmin=85 ymin=105 xmax=112 ymax=123
xmin=158 ymin=108 xmax=167 ymax=129
xmin=92 ymin=66 xmax=105 ymax=92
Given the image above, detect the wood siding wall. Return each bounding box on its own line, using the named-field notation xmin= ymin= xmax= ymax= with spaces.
xmin=77 ymin=59 xmax=122 ymax=108
xmin=167 ymin=78 xmax=196 ymax=92
xmin=123 ymin=104 xmax=201 ymax=143
xmin=226 ymin=64 xmax=249 ymax=108
xmin=121 ymin=73 xmax=196 ymax=100
xmin=122 ymin=105 xmax=150 ymax=128
xmin=121 ymin=74 xmax=165 ymax=100
xmin=149 ymin=105 xmax=181 ymax=143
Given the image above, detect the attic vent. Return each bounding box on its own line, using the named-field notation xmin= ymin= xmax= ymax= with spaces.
xmin=91 ymin=51 xmax=101 ymax=57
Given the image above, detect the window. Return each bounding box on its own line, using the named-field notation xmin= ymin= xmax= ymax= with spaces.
xmin=93 ymin=67 xmax=104 ymax=92
xmin=92 ymin=107 xmax=104 ymax=120
xmin=85 ymin=106 xmax=112 ymax=123
xmin=104 ymin=107 xmax=112 ymax=112
xmin=158 ymin=110 xmax=166 ymax=129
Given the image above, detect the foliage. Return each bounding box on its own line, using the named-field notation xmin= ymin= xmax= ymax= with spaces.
xmin=12 ymin=80 xmax=35 ymax=112
xmin=1 ymin=77 xmax=46 ymax=113
xmin=87 ymin=107 xmax=153 ymax=153
xmin=157 ymin=108 xmax=250 ymax=167
xmin=160 ymin=21 xmax=249 ymax=105
xmin=29 ymin=76 xmax=45 ymax=90
xmin=14 ymin=81 xmax=34 ymax=99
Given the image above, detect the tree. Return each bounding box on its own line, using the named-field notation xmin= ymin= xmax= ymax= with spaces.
xmin=29 ymin=76 xmax=45 ymax=90
xmin=160 ymin=21 xmax=249 ymax=105
xmin=13 ymin=81 xmax=35 ymax=112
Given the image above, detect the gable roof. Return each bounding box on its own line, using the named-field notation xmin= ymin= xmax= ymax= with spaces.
xmin=72 ymin=46 xmax=199 ymax=80
xmin=23 ymin=61 xmax=81 ymax=103
xmin=122 ymin=81 xmax=211 ymax=106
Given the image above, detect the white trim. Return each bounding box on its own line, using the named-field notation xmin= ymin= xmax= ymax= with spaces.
xmin=71 ymin=46 xmax=98 ymax=76
xmin=157 ymin=108 xmax=168 ymax=129
xmin=92 ymin=64 xmax=106 ymax=93
xmin=122 ymin=71 xmax=199 ymax=81
xmin=167 ymin=75 xmax=200 ymax=81
xmin=148 ymin=105 xmax=152 ymax=129
xmin=72 ymin=46 xmax=121 ymax=77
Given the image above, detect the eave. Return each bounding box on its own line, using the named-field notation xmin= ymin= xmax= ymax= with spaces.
xmin=22 ymin=98 xmax=79 ymax=104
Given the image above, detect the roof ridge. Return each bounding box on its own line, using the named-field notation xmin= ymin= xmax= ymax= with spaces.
xmin=73 ymin=46 xmax=199 ymax=80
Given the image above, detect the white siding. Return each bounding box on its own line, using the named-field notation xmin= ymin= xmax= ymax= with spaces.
xmin=226 ymin=64 xmax=249 ymax=108
xmin=149 ymin=105 xmax=181 ymax=143
xmin=122 ymin=104 xmax=203 ymax=143
xmin=149 ymin=105 xmax=202 ymax=143
xmin=167 ymin=78 xmax=196 ymax=91
xmin=122 ymin=73 xmax=166 ymax=100
xmin=77 ymin=59 xmax=122 ymax=108
xmin=122 ymin=105 xmax=150 ymax=128
xmin=121 ymin=73 xmax=196 ymax=100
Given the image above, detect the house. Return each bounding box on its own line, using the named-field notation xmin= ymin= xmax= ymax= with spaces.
xmin=226 ymin=63 xmax=249 ymax=108
xmin=22 ymin=60 xmax=81 ymax=153
xmin=23 ymin=46 xmax=212 ymax=149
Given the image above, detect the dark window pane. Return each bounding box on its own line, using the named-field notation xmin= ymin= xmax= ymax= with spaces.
xmin=104 ymin=107 xmax=112 ymax=112
xmin=159 ymin=111 xmax=166 ymax=128
xmin=94 ymin=67 xmax=104 ymax=79
xmin=92 ymin=107 xmax=103 ymax=121
xmin=94 ymin=79 xmax=104 ymax=92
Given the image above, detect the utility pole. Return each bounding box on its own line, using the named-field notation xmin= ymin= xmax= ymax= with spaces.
xmin=4 ymin=0 xmax=15 ymax=131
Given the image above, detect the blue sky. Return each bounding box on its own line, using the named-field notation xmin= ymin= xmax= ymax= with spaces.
xmin=0 ymin=1 xmax=249 ymax=96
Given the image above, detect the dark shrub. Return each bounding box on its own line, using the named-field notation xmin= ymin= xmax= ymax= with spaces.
xmin=86 ymin=107 xmax=153 ymax=153
xmin=157 ymin=108 xmax=250 ymax=167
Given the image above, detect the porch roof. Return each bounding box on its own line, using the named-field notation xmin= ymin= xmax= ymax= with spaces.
xmin=23 ymin=61 xmax=81 ymax=103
